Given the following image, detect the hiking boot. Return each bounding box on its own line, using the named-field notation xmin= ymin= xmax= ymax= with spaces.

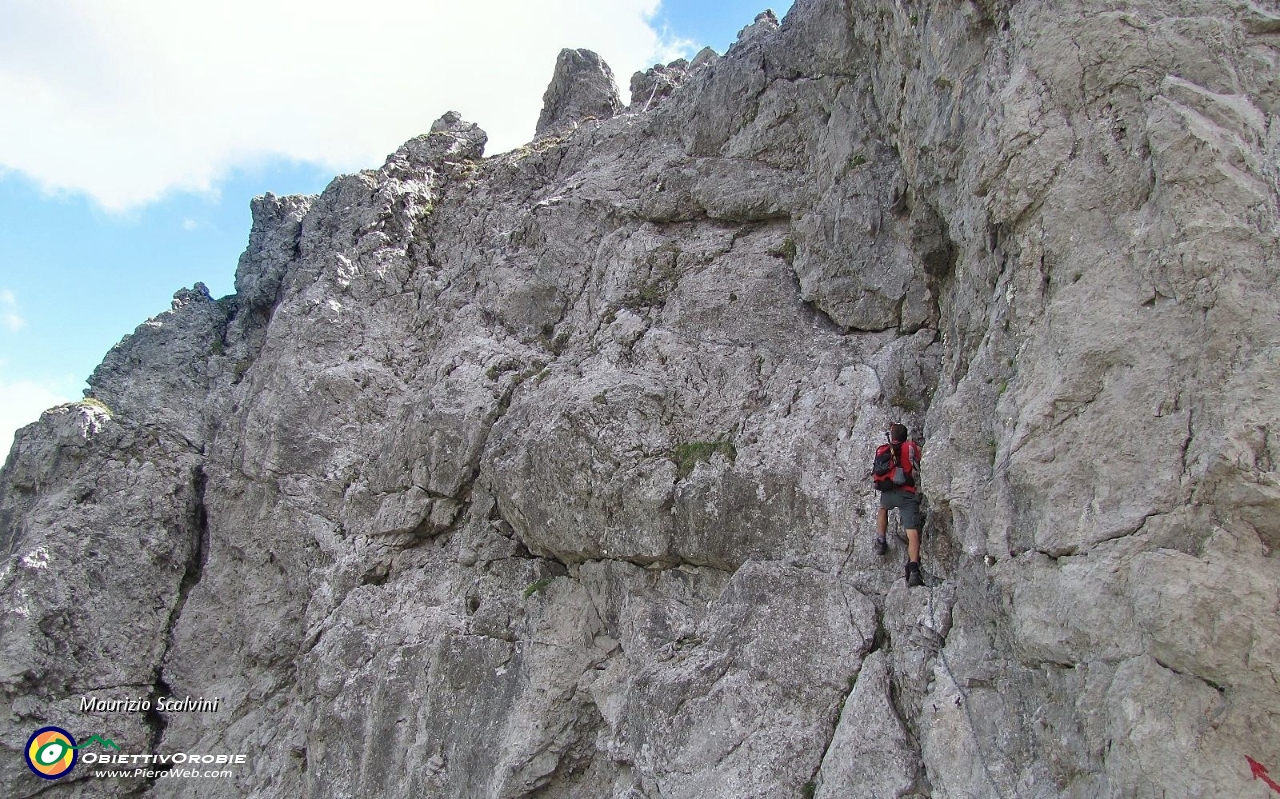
xmin=874 ymin=537 xmax=887 ymax=557
xmin=906 ymin=561 xmax=924 ymax=587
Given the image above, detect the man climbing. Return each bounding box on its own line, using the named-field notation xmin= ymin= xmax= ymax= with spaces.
xmin=872 ymin=422 xmax=924 ymax=587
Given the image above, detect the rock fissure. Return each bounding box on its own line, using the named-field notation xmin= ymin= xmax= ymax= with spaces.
xmin=926 ymin=588 xmax=1021 ymax=799
xmin=1153 ymin=656 xmax=1227 ymax=695
xmin=157 ymin=462 xmax=210 ymax=672
xmin=141 ymin=676 xmax=178 ymax=789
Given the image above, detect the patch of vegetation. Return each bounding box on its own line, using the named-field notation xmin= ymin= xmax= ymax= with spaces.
xmin=848 ymin=152 xmax=867 ymax=170
xmin=997 ymin=379 xmax=1008 ymax=396
xmin=79 ymin=397 xmax=113 ymax=416
xmin=232 ymin=359 xmax=254 ymax=384
xmin=536 ymin=324 xmax=572 ymax=356
xmin=510 ymin=135 xmax=564 ymax=161
xmin=624 ymin=275 xmax=674 ymax=310
xmin=633 ymin=282 xmax=666 ymax=307
xmin=496 ymin=362 xmax=549 ymax=417
xmin=770 ymin=236 xmax=798 ymax=265
xmin=671 ymin=438 xmax=737 ymax=480
xmin=592 ymin=391 xmax=607 ymax=405
xmin=623 ymin=243 xmax=681 ymax=311
xmin=496 ymin=388 xmax=515 ymax=416
xmin=210 ymin=339 xmax=225 ymax=356
xmin=836 ymin=671 xmax=859 ymax=713
xmin=486 ymin=360 xmax=525 ymax=382
xmin=802 ymin=781 xmax=817 ymax=799
xmin=601 ymin=308 xmax=617 ymax=325
xmin=887 ymin=384 xmax=923 ymax=413
xmin=550 ymin=331 xmax=570 ymax=355
xmin=523 ymin=577 xmax=554 ymax=598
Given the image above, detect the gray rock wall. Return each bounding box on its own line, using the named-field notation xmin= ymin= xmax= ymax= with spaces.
xmin=2 ymin=1 xmax=1278 ymax=797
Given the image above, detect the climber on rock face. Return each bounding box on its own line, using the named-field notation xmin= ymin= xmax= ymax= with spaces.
xmin=872 ymin=422 xmax=924 ymax=587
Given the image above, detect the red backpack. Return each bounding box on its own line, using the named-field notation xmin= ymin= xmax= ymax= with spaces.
xmin=872 ymin=440 xmax=918 ymax=492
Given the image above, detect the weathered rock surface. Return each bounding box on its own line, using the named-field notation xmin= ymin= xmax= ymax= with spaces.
xmin=2 ymin=1 xmax=1279 ymax=797
xmin=628 ymin=49 xmax=719 ymax=111
xmin=536 ymin=48 xmax=623 ymax=137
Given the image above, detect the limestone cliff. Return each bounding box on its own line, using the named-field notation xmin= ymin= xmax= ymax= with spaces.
xmin=3 ymin=1 xmax=1279 ymax=797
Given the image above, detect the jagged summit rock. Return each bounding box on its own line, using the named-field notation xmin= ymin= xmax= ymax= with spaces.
xmin=628 ymin=48 xmax=720 ymax=110
xmin=535 ymin=47 xmax=623 ymax=137
xmin=690 ymin=44 xmax=719 ymax=69
xmin=730 ymin=9 xmax=780 ymax=52
xmin=387 ymin=110 xmax=487 ymax=168
xmin=170 ymin=282 xmax=211 ymax=309
xmin=235 ymin=193 xmax=313 ymax=311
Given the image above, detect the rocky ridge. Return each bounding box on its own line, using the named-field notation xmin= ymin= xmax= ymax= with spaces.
xmin=2 ymin=1 xmax=1279 ymax=797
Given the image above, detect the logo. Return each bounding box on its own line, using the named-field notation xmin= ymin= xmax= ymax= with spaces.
xmin=23 ymin=729 xmax=119 ymax=780
xmin=25 ymin=727 xmax=77 ymax=780
xmin=21 ymin=725 xmax=242 ymax=781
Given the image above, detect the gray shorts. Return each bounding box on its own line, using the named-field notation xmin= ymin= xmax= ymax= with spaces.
xmin=879 ymin=489 xmax=922 ymax=530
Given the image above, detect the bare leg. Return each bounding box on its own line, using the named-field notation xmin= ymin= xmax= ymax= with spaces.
xmin=877 ymin=507 xmax=888 ymax=539
xmin=906 ymin=528 xmax=920 ymax=563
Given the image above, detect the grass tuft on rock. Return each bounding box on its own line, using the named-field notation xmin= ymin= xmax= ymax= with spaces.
xmin=671 ymin=438 xmax=737 ymax=480
xmin=78 ymin=397 xmax=113 ymax=416
xmin=523 ymin=578 xmax=554 ymax=598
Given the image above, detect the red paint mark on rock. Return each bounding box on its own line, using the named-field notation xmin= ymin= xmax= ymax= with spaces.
xmin=1248 ymin=756 xmax=1280 ymax=794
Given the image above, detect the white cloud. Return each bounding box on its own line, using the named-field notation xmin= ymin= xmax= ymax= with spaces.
xmin=650 ymin=25 xmax=699 ymax=65
xmin=0 ymin=0 xmax=692 ymax=211
xmin=0 ymin=378 xmax=75 ymax=458
xmin=182 ymin=218 xmax=199 ymax=231
xmin=0 ymin=290 xmax=25 ymax=331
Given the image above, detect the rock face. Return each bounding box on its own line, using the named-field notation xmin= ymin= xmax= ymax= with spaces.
xmin=628 ymin=49 xmax=720 ymax=111
xmin=536 ymin=48 xmax=623 ymax=137
xmin=2 ymin=1 xmax=1279 ymax=797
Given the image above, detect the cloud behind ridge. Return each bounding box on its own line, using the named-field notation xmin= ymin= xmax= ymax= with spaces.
xmin=0 ymin=0 xmax=687 ymax=210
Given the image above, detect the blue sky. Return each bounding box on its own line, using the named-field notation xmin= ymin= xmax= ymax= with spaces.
xmin=0 ymin=0 xmax=793 ymax=454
